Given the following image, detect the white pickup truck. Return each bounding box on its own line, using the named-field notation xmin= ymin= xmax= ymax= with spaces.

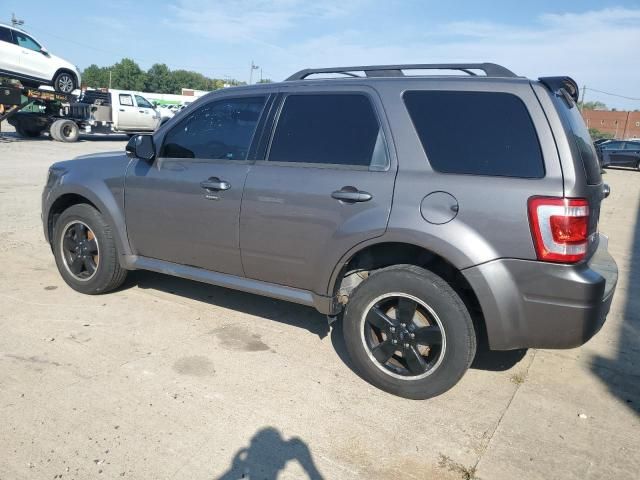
xmin=7 ymin=87 xmax=162 ymax=142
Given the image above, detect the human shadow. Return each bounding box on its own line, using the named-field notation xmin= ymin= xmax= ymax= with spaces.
xmin=215 ymin=427 xmax=324 ymax=480
xmin=590 ymin=193 xmax=640 ymax=415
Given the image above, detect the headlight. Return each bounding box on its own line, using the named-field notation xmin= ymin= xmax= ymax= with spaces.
xmin=45 ymin=166 xmax=66 ymax=188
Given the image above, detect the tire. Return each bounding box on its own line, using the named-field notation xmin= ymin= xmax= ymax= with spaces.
xmin=53 ymin=71 xmax=76 ymax=94
xmin=52 ymin=204 xmax=127 ymax=295
xmin=342 ymin=265 xmax=476 ymax=400
xmin=51 ymin=119 xmax=79 ymax=142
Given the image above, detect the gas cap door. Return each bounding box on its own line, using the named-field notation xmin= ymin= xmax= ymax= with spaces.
xmin=420 ymin=191 xmax=459 ymax=225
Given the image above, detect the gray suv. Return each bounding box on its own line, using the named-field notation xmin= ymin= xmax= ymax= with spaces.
xmin=42 ymin=63 xmax=618 ymax=399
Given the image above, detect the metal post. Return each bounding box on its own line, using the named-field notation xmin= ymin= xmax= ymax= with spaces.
xmin=249 ymin=61 xmax=259 ymax=85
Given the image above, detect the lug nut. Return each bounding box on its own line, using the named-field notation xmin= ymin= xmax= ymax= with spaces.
xmin=400 ymin=323 xmax=406 ymax=328
xmin=404 ymin=343 xmax=410 ymax=348
xmin=392 ymin=339 xmax=398 ymax=344
xmin=410 ymin=333 xmax=415 ymax=339
xmin=389 ymin=327 xmax=395 ymax=333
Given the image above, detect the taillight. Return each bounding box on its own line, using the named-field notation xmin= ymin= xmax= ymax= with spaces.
xmin=528 ymin=197 xmax=590 ymax=263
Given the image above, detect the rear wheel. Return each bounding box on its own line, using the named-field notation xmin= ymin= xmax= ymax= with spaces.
xmin=53 ymin=71 xmax=76 ymax=93
xmin=342 ymin=265 xmax=476 ymax=399
xmin=52 ymin=204 xmax=127 ymax=294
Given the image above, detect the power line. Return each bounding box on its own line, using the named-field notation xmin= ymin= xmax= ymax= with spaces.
xmin=584 ymin=87 xmax=640 ymax=102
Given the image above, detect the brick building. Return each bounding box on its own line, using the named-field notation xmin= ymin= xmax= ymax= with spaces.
xmin=581 ymin=109 xmax=640 ymax=139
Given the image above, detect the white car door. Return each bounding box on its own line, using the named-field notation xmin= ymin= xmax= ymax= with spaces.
xmin=0 ymin=26 xmax=22 ymax=76
xmin=12 ymin=30 xmax=51 ymax=81
xmin=134 ymin=95 xmax=160 ymax=130
xmin=115 ymin=93 xmax=140 ymax=130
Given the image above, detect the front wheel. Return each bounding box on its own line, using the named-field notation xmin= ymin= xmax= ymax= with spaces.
xmin=52 ymin=204 xmax=127 ymax=294
xmin=342 ymin=265 xmax=476 ymax=399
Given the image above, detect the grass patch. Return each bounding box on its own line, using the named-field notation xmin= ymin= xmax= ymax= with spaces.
xmin=438 ymin=454 xmax=478 ymax=480
xmin=510 ymin=372 xmax=526 ymax=385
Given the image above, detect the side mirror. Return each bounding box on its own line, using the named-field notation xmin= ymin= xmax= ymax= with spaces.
xmin=40 ymin=47 xmax=50 ymax=56
xmin=126 ymin=135 xmax=155 ymax=161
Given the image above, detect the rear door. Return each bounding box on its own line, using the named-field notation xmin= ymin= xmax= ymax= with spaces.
xmin=0 ymin=27 xmax=22 ymax=76
xmin=239 ymin=87 xmax=396 ymax=294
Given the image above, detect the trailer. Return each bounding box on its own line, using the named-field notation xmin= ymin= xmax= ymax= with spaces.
xmin=1 ymin=77 xmax=160 ymax=142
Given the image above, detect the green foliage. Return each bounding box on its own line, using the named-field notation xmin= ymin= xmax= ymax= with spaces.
xmin=257 ymin=78 xmax=273 ymax=83
xmin=579 ymin=100 xmax=608 ymax=111
xmin=589 ymin=128 xmax=614 ymax=140
xmin=81 ymin=59 xmax=245 ymax=94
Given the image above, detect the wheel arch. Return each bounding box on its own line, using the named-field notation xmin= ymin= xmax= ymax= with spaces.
xmin=52 ymin=68 xmax=79 ymax=88
xmin=329 ymin=241 xmax=486 ymax=340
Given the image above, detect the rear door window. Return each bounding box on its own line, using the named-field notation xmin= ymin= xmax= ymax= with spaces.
xmin=268 ymin=93 xmax=387 ymax=169
xmin=403 ymin=91 xmax=544 ymax=178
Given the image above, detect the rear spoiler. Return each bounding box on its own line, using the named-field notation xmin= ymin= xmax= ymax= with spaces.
xmin=538 ymin=76 xmax=580 ymax=103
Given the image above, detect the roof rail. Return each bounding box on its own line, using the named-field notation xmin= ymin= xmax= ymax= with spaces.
xmin=286 ymin=63 xmax=518 ymax=81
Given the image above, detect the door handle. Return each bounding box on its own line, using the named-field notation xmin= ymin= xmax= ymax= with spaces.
xmin=331 ymin=188 xmax=372 ymax=203
xmin=201 ymin=178 xmax=231 ymax=191
xmin=139 ymin=110 xmax=145 ymax=113
xmin=119 ymin=108 xmax=125 ymax=112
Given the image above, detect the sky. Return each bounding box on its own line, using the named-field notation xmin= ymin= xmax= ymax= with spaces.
xmin=2 ymin=0 xmax=639 ymax=109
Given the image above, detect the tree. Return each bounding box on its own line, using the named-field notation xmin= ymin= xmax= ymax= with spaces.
xmin=110 ymin=58 xmax=147 ymax=91
xmin=588 ymin=128 xmax=614 ymax=140
xmin=257 ymin=78 xmax=273 ymax=83
xmin=580 ymin=100 xmax=608 ymax=111
xmin=82 ymin=64 xmax=110 ymax=88
xmin=145 ymin=63 xmax=175 ymax=94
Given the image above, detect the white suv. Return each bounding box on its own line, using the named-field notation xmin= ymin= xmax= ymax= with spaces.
xmin=0 ymin=23 xmax=80 ymax=93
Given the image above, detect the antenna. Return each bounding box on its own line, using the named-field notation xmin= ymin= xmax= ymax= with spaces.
xmin=11 ymin=13 xmax=25 ymax=27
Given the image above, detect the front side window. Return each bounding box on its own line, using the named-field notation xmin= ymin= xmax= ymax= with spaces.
xmin=268 ymin=94 xmax=386 ymax=168
xmin=602 ymin=141 xmax=623 ymax=150
xmin=119 ymin=94 xmax=134 ymax=106
xmin=135 ymin=95 xmax=153 ymax=109
xmin=624 ymin=142 xmax=640 ymax=150
xmin=404 ymin=90 xmax=545 ymax=178
xmin=13 ymin=31 xmax=41 ymax=51
xmin=0 ymin=27 xmax=12 ymax=44
xmin=161 ymin=96 xmax=266 ymax=160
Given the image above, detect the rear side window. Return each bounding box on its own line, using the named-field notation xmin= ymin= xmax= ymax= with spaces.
xmin=0 ymin=27 xmax=12 ymax=44
xmin=553 ymin=95 xmax=602 ymax=185
xmin=269 ymin=94 xmax=386 ymax=168
xmin=404 ymin=91 xmax=544 ymax=178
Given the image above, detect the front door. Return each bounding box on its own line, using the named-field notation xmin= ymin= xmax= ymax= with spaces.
xmin=240 ymin=90 xmax=396 ymax=294
xmin=125 ymin=94 xmax=269 ymax=276
xmin=12 ymin=30 xmax=49 ymax=81
xmin=134 ymin=94 xmax=159 ymax=131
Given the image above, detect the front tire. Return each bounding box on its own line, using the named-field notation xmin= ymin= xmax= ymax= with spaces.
xmin=53 ymin=71 xmax=76 ymax=93
xmin=52 ymin=204 xmax=127 ymax=294
xmin=342 ymin=265 xmax=476 ymax=399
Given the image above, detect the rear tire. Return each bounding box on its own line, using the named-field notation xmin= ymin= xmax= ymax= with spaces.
xmin=342 ymin=265 xmax=476 ymax=399
xmin=52 ymin=204 xmax=127 ymax=294
xmin=53 ymin=71 xmax=76 ymax=94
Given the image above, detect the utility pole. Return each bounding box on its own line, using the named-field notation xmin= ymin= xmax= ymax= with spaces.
xmin=249 ymin=60 xmax=259 ymax=85
xmin=109 ymin=70 xmax=112 ymax=89
xmin=579 ymin=85 xmax=586 ymax=110
xmin=11 ymin=13 xmax=24 ymax=27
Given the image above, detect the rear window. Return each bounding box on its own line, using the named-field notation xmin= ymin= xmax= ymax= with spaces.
xmin=404 ymin=91 xmax=544 ymax=178
xmin=0 ymin=27 xmax=12 ymax=44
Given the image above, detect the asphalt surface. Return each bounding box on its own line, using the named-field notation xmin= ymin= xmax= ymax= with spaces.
xmin=1 ymin=124 xmax=638 ymax=480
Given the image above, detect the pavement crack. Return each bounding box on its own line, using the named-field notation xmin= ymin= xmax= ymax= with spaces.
xmin=472 ymin=349 xmax=538 ymax=474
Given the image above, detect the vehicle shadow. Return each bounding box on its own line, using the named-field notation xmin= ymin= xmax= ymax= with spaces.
xmin=214 ymin=427 xmax=324 ymax=480
xmin=131 ymin=270 xmax=527 ymax=374
xmin=130 ymin=270 xmax=330 ymax=339
xmin=590 ymin=195 xmax=640 ymax=415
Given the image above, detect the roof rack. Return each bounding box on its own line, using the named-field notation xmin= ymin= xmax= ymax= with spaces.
xmin=286 ymin=63 xmax=518 ymax=81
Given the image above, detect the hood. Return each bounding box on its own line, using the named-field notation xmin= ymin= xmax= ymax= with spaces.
xmin=48 ymin=52 xmax=81 ymax=82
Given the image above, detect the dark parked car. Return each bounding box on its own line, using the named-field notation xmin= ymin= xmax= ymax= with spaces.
xmin=42 ymin=63 xmax=618 ymax=399
xmin=597 ymin=140 xmax=640 ymax=170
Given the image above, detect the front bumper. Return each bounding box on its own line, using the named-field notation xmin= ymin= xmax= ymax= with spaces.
xmin=463 ymin=234 xmax=618 ymax=350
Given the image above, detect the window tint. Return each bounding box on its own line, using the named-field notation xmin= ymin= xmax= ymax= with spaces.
xmin=0 ymin=27 xmax=12 ymax=43
xmin=404 ymin=91 xmax=544 ymax=178
xmin=119 ymin=94 xmax=133 ymax=106
xmin=135 ymin=95 xmax=153 ymax=109
xmin=13 ymin=31 xmax=41 ymax=51
xmin=269 ymin=94 xmax=384 ymax=167
xmin=161 ymin=96 xmax=265 ymax=160
xmin=602 ymin=141 xmax=623 ymax=150
xmin=625 ymin=142 xmax=640 ymax=150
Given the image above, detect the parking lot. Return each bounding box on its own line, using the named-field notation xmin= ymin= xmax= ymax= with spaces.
xmin=0 ymin=123 xmax=638 ymax=480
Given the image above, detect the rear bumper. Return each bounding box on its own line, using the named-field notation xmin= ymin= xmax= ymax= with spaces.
xmin=463 ymin=234 xmax=617 ymax=350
